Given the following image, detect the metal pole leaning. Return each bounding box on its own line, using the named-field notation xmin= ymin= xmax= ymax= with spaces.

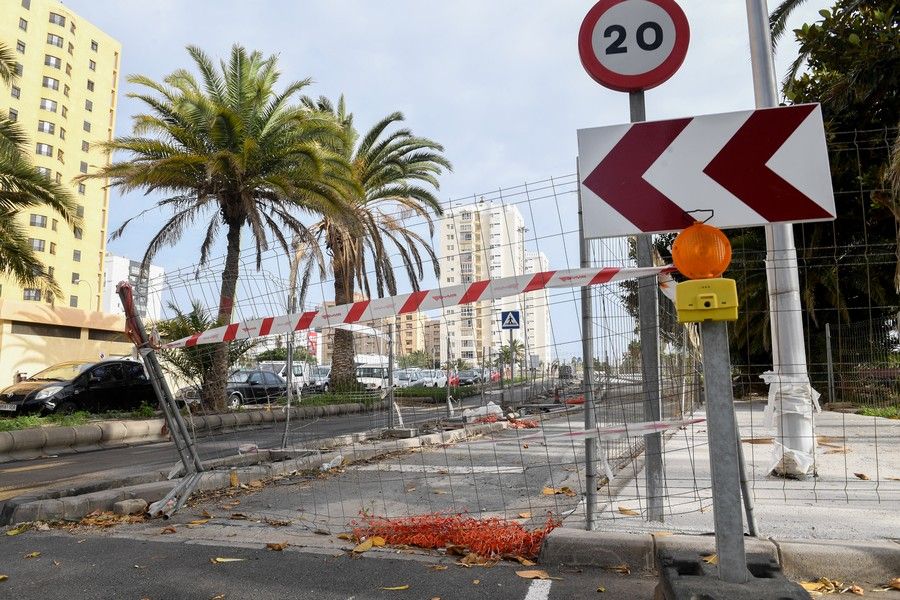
xmin=578 ymin=174 xmax=598 ymax=531
xmin=631 ymin=89 xmax=665 ymax=523
xmin=701 ymin=321 xmax=751 ymax=583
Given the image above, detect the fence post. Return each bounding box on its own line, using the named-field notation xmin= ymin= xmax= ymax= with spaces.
xmin=826 ymin=323 xmax=836 ymax=404
xmin=388 ymin=322 xmax=394 ymax=430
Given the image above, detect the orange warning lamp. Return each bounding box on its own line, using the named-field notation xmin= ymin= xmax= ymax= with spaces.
xmin=671 ymin=222 xmax=732 ymax=280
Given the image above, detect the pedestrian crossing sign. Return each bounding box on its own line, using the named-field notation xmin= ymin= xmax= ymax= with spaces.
xmin=501 ymin=311 xmax=520 ymax=329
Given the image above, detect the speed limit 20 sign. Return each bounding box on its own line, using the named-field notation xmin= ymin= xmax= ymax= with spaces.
xmin=579 ymin=0 xmax=689 ymax=92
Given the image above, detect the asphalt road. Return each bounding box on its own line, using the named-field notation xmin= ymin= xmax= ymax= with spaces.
xmin=1 ymin=532 xmax=659 ymax=599
xmin=0 ymin=383 xmax=550 ymax=505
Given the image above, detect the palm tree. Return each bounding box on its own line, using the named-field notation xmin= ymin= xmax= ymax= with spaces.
xmin=0 ymin=42 xmax=78 ymax=299
xmin=300 ymin=96 xmax=451 ymax=389
xmin=497 ymin=341 xmax=525 ymax=380
xmin=86 ymin=45 xmax=351 ymax=410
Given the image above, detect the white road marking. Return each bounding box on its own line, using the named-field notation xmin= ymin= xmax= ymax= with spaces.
xmin=524 ymin=578 xmax=552 ymax=600
xmin=353 ymin=464 xmax=524 ymax=474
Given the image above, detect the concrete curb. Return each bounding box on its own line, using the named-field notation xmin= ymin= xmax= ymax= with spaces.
xmin=539 ymin=527 xmax=900 ymax=583
xmin=0 ymin=401 xmax=382 ymax=463
xmin=0 ymin=420 xmax=507 ymax=526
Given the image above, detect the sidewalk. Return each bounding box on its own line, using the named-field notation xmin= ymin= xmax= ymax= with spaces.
xmin=592 ymin=401 xmax=900 ymax=541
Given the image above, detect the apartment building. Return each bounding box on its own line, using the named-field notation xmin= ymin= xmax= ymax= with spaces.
xmin=0 ymin=0 xmax=128 ymax=385
xmin=102 ymin=254 xmax=165 ymax=321
xmin=524 ymin=250 xmax=552 ymax=368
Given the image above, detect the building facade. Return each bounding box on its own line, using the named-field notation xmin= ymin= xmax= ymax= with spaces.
xmin=102 ymin=254 xmax=164 ymax=321
xmin=0 ymin=0 xmax=125 ymax=385
xmin=524 ymin=250 xmax=552 ymax=368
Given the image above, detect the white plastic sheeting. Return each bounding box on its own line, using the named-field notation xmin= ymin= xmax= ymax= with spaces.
xmin=760 ymin=371 xmax=821 ymax=476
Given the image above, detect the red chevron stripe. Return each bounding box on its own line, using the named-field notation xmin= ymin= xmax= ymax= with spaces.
xmin=222 ymin=323 xmax=239 ymax=342
xmin=344 ymin=300 xmax=370 ymax=323
xmin=295 ymin=311 xmax=316 ymax=331
xmin=184 ymin=332 xmax=202 ymax=347
xmin=399 ymin=290 xmax=428 ymax=314
xmin=589 ymin=267 xmax=620 ymax=285
xmin=258 ymin=317 xmax=274 ymax=337
xmin=523 ymin=271 xmax=556 ymax=293
xmin=459 ymin=280 xmax=490 ymax=304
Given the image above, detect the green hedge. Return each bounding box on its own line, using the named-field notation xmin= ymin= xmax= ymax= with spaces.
xmin=394 ymin=386 xmax=483 ymax=402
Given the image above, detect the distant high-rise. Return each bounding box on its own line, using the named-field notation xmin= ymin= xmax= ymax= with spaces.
xmin=102 ymin=254 xmax=164 ymax=321
xmin=1 ymin=0 xmax=121 ymax=309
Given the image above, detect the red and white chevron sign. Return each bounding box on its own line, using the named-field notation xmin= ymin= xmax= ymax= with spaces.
xmin=165 ymin=265 xmax=671 ymax=348
xmin=577 ymin=103 xmax=836 ymax=239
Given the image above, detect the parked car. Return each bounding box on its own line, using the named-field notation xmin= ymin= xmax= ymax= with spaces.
xmin=414 ymin=369 xmax=448 ymax=388
xmin=395 ymin=369 xmax=422 ymax=388
xmin=226 ymin=370 xmax=288 ymax=408
xmin=310 ymin=365 xmax=331 ymax=392
xmin=0 ymin=359 xmax=155 ymax=416
xmin=258 ymin=360 xmax=311 ymax=394
xmin=457 ymin=370 xmax=483 ymax=386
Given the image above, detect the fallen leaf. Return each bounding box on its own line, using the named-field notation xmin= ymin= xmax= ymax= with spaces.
xmin=890 ymin=577 xmax=900 ymax=590
xmin=617 ymin=506 xmax=640 ymax=516
xmin=597 ymin=584 xmax=606 ymax=592
xmin=230 ymin=513 xmax=249 ymax=520
xmin=264 ymin=518 xmax=291 ymax=527
xmin=516 ymin=569 xmax=552 ymax=580
xmin=160 ymin=527 xmax=177 ymax=535
xmin=523 ymin=444 xmax=529 ymax=449
xmin=337 ymin=533 xmax=354 ymax=541
xmin=742 ymin=437 xmax=773 ymax=444
xmin=229 ymin=471 xmax=239 ymax=487
xmin=188 ymin=519 xmax=210 ymax=526
xmin=428 ymin=565 xmax=448 ymax=571
xmin=885 ymin=477 xmax=900 ymax=481
xmin=825 ymin=448 xmax=849 ymax=454
xmin=849 ymin=584 xmax=864 ymax=596
xmin=0 ymin=576 xmax=7 ymax=582
xmin=457 ymin=553 xmax=498 ymax=568
xmin=313 ymin=529 xmax=330 ymax=535
xmin=542 ymin=486 xmax=577 ymax=497
xmin=701 ymin=554 xmax=718 ymax=565
xmin=266 ymin=542 xmax=289 ymax=551
xmin=52 ymin=561 xmax=60 ymax=567
xmin=445 ymin=545 xmax=467 ymax=556
xmin=24 ymin=552 xmax=40 ymax=559
xmin=514 ymin=556 xmax=536 ymax=567
xmin=200 ymin=510 xmax=212 ymax=519
xmin=381 ymin=585 xmax=409 ymax=590
xmin=518 ymin=512 xmax=532 ymax=519
xmin=210 ymin=557 xmax=246 ymax=564
xmin=210 ymin=595 xmax=225 ymax=600
xmin=6 ymin=525 xmax=28 ymax=536
xmin=353 ymin=539 xmax=374 ymax=553
xmin=854 ymin=473 xmax=871 ymax=481
xmin=602 ymin=564 xmax=631 ymax=575
xmin=473 ymin=579 xmax=480 ymax=585
xmin=133 ymin=564 xmax=145 ymax=569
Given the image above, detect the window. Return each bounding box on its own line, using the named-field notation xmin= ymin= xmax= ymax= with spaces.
xmin=77 ymin=183 xmax=85 ymax=195
xmin=36 ymin=166 xmax=51 ymax=178
xmin=73 ymin=226 xmax=83 ymax=240
xmin=84 ymin=99 xmax=92 ymax=112
xmin=30 ymin=214 xmax=47 ymax=228
xmin=91 ymin=40 xmax=98 ymax=52
xmin=71 ymin=272 xmax=79 ymax=284
xmin=49 ymin=12 xmax=65 ymax=26
xmin=54 ymin=171 xmax=62 ymax=183
xmin=22 ymin=0 xmax=30 ymax=8
xmin=70 ymin=21 xmax=75 ymax=34
xmin=65 ymin=63 xmax=71 ymax=76
xmin=63 ymin=84 xmax=70 ymax=97
xmin=19 ymin=18 xmax=27 ymax=31
xmin=16 ymin=40 xmax=26 ymax=54
xmin=88 ymin=59 xmax=96 ymax=71
xmin=86 ymin=80 xmax=94 ymax=91
xmin=47 ymin=266 xmax=54 ymax=277
xmin=42 ymin=76 xmax=60 ymax=90
xmin=14 ymin=63 xmax=23 ymax=76
xmin=59 ymin=127 xmax=65 ymax=140
xmin=82 ymin=121 xmax=91 ymax=132
xmin=8 ymin=109 xmax=18 ymax=122
xmin=61 ymin=106 xmax=67 ymax=118
xmin=40 ymin=98 xmax=58 ymax=112
xmin=72 ymin=249 xmax=81 ymax=261
xmin=57 ymin=149 xmax=64 ymax=162
xmin=67 ymin=42 xmax=74 ymax=55
xmin=11 ymin=85 xmax=20 ymax=99
xmin=81 ymin=141 xmax=89 ymax=152
xmin=47 ymin=33 xmax=63 ymax=47
xmin=49 ymin=242 xmax=56 ymax=255
xmin=23 ymin=289 xmax=41 ymax=301
xmin=29 ymin=238 xmax=45 ymax=252
xmin=44 ymin=55 xmax=62 ymax=69
xmin=75 ymin=205 xmax=84 ymax=217
xmin=51 ymin=219 xmax=57 ymax=231
xmin=69 ymin=296 xmax=78 ymax=308
xmin=79 ymin=161 xmax=88 ymax=174
xmin=36 ymin=142 xmax=53 ymax=156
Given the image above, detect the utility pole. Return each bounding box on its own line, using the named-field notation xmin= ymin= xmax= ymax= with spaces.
xmin=745 ymin=0 xmax=816 ymax=477
xmin=578 ymin=175 xmax=598 ymax=530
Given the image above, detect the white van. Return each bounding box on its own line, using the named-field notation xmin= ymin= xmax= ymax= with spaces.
xmin=258 ymin=361 xmax=311 ymax=395
xmin=356 ymin=365 xmax=396 ymax=390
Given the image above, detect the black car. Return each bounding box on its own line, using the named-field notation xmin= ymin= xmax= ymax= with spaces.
xmin=457 ymin=370 xmax=483 ymax=386
xmin=226 ymin=370 xmax=288 ymax=409
xmin=0 ymin=360 xmax=156 ymax=416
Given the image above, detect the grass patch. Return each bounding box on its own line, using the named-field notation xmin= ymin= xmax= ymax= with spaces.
xmin=0 ymin=411 xmax=93 ymax=432
xmin=858 ymin=405 xmax=900 ymax=419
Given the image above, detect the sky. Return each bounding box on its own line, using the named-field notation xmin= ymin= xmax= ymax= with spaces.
xmin=60 ymin=0 xmax=825 ymax=360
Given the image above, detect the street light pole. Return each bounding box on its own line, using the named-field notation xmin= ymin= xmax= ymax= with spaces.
xmin=75 ymin=278 xmax=96 ymax=311
xmin=519 ymin=226 xmax=530 ymax=388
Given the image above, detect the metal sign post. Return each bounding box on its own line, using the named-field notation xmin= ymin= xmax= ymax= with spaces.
xmin=501 ymin=310 xmax=521 ymax=393
xmin=577 ymin=185 xmax=598 ymax=530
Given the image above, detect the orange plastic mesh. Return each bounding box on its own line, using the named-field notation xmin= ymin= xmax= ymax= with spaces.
xmin=351 ymin=513 xmax=560 ymax=559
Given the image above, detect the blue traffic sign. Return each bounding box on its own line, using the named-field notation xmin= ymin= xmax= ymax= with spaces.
xmin=501 ymin=311 xmax=521 ymax=329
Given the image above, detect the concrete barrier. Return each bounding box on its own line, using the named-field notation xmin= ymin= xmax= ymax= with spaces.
xmin=0 ymin=401 xmax=384 ymax=463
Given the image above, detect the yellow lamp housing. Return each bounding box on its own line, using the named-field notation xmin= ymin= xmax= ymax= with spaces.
xmin=675 ymin=278 xmax=739 ymax=323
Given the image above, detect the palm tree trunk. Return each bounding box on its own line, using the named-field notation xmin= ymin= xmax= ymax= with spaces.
xmin=330 ymin=233 xmax=357 ymax=390
xmin=203 ymin=222 xmax=242 ymax=411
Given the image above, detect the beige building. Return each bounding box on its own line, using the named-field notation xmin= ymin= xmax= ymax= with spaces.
xmin=524 ymin=250 xmax=551 ymax=368
xmin=423 ymin=319 xmax=441 ymax=367
xmin=0 ymin=0 xmax=123 ymax=385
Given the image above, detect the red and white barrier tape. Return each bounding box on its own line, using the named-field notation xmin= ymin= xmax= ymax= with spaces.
xmin=165 ymin=265 xmax=673 ymax=348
